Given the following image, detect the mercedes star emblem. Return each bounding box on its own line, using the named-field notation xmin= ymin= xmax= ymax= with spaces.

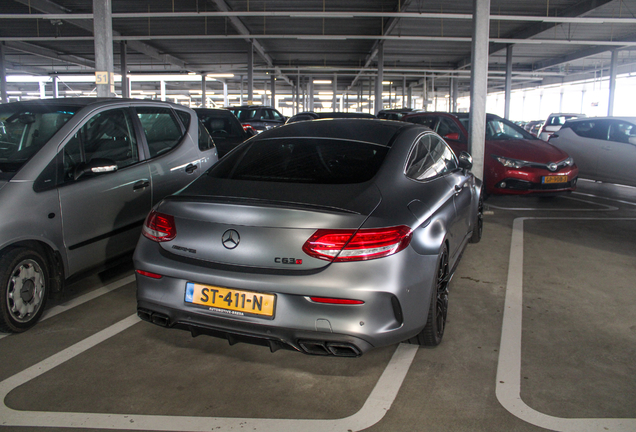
xmin=222 ymin=229 xmax=240 ymax=249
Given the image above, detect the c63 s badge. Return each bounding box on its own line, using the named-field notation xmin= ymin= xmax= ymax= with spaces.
xmin=275 ymin=257 xmax=303 ymax=265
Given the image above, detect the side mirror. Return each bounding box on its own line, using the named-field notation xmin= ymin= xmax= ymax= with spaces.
xmin=444 ymin=132 xmax=460 ymax=141
xmin=458 ymin=152 xmax=473 ymax=171
xmin=74 ymin=158 xmax=117 ymax=181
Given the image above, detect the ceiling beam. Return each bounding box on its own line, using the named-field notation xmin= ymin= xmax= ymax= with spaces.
xmin=207 ymin=0 xmax=292 ymax=86
xmin=347 ymin=0 xmax=416 ymax=92
xmin=12 ymin=0 xmax=187 ymax=70
xmin=457 ymin=0 xmax=615 ymax=69
xmin=5 ymin=41 xmax=95 ymax=69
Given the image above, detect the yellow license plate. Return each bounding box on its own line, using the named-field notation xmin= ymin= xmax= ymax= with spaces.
xmin=542 ymin=175 xmax=568 ymax=184
xmin=185 ymin=283 xmax=275 ymax=318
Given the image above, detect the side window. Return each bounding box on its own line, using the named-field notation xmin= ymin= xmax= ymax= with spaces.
xmin=62 ymin=109 xmax=138 ymax=183
xmin=571 ymin=120 xmax=609 ymax=140
xmin=608 ymin=121 xmax=635 ymax=144
xmin=136 ymin=107 xmax=185 ymax=158
xmin=437 ymin=117 xmax=461 ymax=139
xmin=270 ymin=110 xmax=283 ymax=121
xmin=405 ymin=134 xmax=458 ymax=181
xmin=176 ymin=110 xmax=191 ymax=130
xmin=198 ymin=120 xmax=216 ymax=151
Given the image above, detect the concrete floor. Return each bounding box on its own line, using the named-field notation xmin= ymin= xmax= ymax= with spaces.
xmin=1 ymin=179 xmax=635 ymax=432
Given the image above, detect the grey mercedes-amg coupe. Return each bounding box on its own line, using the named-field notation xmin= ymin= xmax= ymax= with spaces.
xmin=134 ymin=118 xmax=483 ymax=357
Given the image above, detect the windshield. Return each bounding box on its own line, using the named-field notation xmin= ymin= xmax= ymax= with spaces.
xmin=208 ymin=137 xmax=389 ymax=184
xmin=0 ymin=105 xmax=79 ymax=176
xmin=458 ymin=116 xmax=535 ymax=140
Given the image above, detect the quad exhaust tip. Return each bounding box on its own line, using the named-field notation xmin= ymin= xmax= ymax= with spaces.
xmin=298 ymin=340 xmax=361 ymax=357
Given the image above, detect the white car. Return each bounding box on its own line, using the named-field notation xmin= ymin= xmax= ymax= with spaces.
xmin=548 ymin=117 xmax=636 ymax=187
xmin=538 ymin=113 xmax=586 ymax=141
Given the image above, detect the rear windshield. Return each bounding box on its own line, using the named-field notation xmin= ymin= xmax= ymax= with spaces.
xmin=208 ymin=138 xmax=389 ymax=184
xmin=0 ymin=105 xmax=79 ymax=176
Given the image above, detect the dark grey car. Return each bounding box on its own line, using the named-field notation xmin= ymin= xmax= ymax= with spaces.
xmin=194 ymin=108 xmax=252 ymax=157
xmin=225 ymin=105 xmax=286 ymax=132
xmin=134 ymin=119 xmax=483 ymax=356
xmin=0 ymin=98 xmax=217 ymax=332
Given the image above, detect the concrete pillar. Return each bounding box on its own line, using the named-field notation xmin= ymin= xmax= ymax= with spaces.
xmin=120 ymin=41 xmax=129 ymax=98
xmin=375 ymin=44 xmax=384 ymax=115
xmin=407 ymin=86 xmax=413 ymax=109
xmin=39 ymin=81 xmax=46 ymax=99
xmin=368 ymin=78 xmax=372 ymax=113
xmin=402 ymin=76 xmax=406 ymax=108
xmin=608 ymin=49 xmax=618 ymax=116
xmin=0 ymin=43 xmax=6 ymax=103
xmin=160 ymin=80 xmax=166 ymax=101
xmin=239 ymin=75 xmax=244 ymax=105
xmin=296 ymin=70 xmax=300 ymax=114
xmin=201 ymin=75 xmax=206 ymax=108
xmin=93 ymin=0 xmax=114 ymax=98
xmin=333 ymin=73 xmax=338 ymax=112
xmin=504 ymin=45 xmax=513 ymax=119
xmin=452 ymin=76 xmax=458 ymax=112
xmin=247 ymin=42 xmax=253 ymax=104
xmin=422 ymin=75 xmax=427 ymax=110
xmin=468 ymin=0 xmax=491 ymax=181
xmin=308 ymin=77 xmax=314 ymax=112
xmin=223 ymin=81 xmax=229 ymax=107
xmin=52 ymin=76 xmax=59 ymax=98
xmin=432 ymin=75 xmax=437 ymax=111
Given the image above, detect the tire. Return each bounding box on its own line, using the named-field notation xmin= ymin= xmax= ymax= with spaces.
xmin=409 ymin=245 xmax=450 ymax=347
xmin=469 ymin=188 xmax=484 ymax=244
xmin=0 ymin=248 xmax=50 ymax=333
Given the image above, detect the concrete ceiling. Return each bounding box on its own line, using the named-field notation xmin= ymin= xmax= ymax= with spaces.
xmin=2 ymin=0 xmax=636 ymax=97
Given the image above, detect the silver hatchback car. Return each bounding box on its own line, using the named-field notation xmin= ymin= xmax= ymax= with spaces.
xmin=134 ymin=119 xmax=483 ymax=357
xmin=0 ymin=98 xmax=217 ymax=332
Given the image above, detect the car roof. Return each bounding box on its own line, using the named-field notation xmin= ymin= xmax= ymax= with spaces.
xmin=563 ymin=116 xmax=636 ymax=123
xmin=255 ymin=118 xmax=417 ymax=146
xmin=2 ymin=97 xmax=190 ymax=111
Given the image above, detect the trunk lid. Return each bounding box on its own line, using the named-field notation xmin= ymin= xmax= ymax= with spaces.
xmin=154 ymin=177 xmax=382 ymax=270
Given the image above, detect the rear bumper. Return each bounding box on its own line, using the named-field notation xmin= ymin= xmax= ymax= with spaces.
xmin=485 ymin=163 xmax=579 ymax=195
xmin=134 ymin=237 xmax=440 ymax=356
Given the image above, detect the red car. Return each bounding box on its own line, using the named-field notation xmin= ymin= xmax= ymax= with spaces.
xmin=401 ymin=112 xmax=578 ymax=196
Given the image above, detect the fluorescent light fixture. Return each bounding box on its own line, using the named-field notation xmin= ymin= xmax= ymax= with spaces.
xmin=314 ymin=80 xmax=332 ymax=84
xmin=207 ymin=74 xmax=234 ymax=78
xmin=382 ymin=81 xmax=392 ymax=85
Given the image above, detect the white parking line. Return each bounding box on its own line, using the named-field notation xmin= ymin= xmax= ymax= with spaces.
xmin=487 ymin=195 xmax=618 ymax=211
xmin=0 ymin=313 xmax=418 ymax=431
xmin=0 ymin=274 xmax=136 ymax=341
xmin=573 ymin=191 xmax=636 ymax=207
xmin=496 ymin=217 xmax=636 ymax=432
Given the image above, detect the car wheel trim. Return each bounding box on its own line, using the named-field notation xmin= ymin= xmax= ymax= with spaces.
xmin=435 ymin=250 xmax=450 ymax=339
xmin=7 ymin=259 xmax=45 ymax=323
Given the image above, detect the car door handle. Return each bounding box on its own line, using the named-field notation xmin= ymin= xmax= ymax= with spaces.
xmin=185 ymin=163 xmax=198 ymax=174
xmin=454 ymin=184 xmax=463 ymax=194
xmin=133 ymin=180 xmax=150 ymax=190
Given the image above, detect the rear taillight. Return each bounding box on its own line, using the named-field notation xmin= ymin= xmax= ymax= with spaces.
xmin=302 ymin=226 xmax=412 ymax=262
xmin=135 ymin=269 xmax=163 ymax=279
xmin=309 ymin=297 xmax=364 ymax=305
xmin=142 ymin=210 xmax=176 ymax=242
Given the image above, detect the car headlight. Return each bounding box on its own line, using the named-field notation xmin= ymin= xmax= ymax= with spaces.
xmin=495 ymin=156 xmax=527 ymax=169
xmin=563 ymin=156 xmax=574 ymax=166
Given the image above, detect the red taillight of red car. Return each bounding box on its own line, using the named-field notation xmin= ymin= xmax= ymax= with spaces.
xmin=302 ymin=226 xmax=412 ymax=262
xmin=142 ymin=210 xmax=176 ymax=242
